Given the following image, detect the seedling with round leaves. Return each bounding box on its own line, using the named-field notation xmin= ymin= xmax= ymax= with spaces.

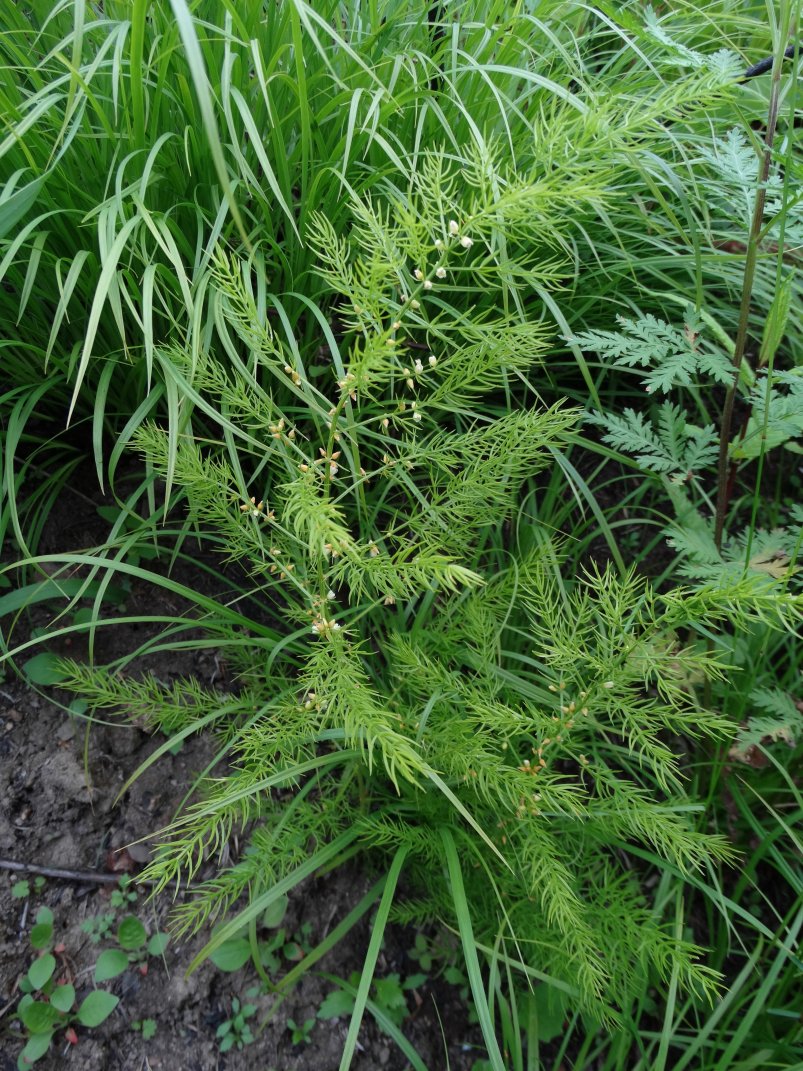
xmin=13 ymin=909 xmax=118 ymax=1069
xmin=81 ymin=876 xmax=141 ymax=946
xmin=93 ymin=916 xmax=169 ymax=984
xmin=207 ymin=893 xmax=303 ymax=979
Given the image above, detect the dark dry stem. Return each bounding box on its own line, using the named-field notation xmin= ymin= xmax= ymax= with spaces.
xmin=0 ymin=857 xmax=150 ymax=887
xmin=714 ymin=43 xmax=788 ymax=550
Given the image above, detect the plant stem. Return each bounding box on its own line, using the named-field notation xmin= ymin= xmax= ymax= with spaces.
xmin=0 ymin=858 xmax=126 ymax=885
xmin=713 ymin=46 xmax=787 ymax=551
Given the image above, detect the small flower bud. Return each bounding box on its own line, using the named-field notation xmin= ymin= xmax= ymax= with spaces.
xmin=413 ymin=268 xmax=424 ymax=281
xmin=435 ymin=266 xmax=447 ymax=279
xmin=410 ymin=299 xmax=420 ymax=310
xmin=428 ymin=354 xmax=437 ymax=366
xmin=422 ymin=279 xmax=433 ymax=290
xmin=448 ymin=219 xmax=459 ymax=235
xmin=460 ymin=235 xmax=473 ymax=248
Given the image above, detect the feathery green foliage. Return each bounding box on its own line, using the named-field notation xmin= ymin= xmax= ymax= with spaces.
xmin=52 ymin=166 xmax=765 ymax=1045
xmin=3 ymin=1 xmax=803 ymax=1067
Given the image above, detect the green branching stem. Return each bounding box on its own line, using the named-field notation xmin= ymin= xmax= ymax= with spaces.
xmin=714 ymin=34 xmax=788 ymax=551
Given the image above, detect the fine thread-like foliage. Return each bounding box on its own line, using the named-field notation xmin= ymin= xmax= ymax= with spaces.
xmin=4 ymin=2 xmax=803 ymax=1067
xmin=54 ymin=163 xmax=763 ymax=1028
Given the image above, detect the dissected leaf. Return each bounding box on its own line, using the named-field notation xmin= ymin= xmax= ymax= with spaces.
xmin=317 ymin=988 xmax=356 ymax=1020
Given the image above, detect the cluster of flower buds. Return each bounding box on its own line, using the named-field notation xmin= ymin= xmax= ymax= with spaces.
xmin=411 ymin=220 xmax=473 ymax=294
xmin=283 ymin=363 xmax=301 ymax=386
xmin=337 ymin=371 xmax=357 ymax=401
xmin=517 ymin=755 xmax=546 ymax=777
xmin=544 ymin=683 xmax=590 ymax=743
xmin=239 ymin=496 xmax=274 ymax=520
xmin=270 ymin=417 xmax=295 ymax=441
xmin=317 ymin=447 xmax=340 ymax=478
xmin=449 ymin=218 xmax=474 ymax=248
xmin=515 ymin=794 xmax=542 ymax=819
xmin=299 ymin=448 xmax=341 ymax=480
xmin=323 ymin=540 xmax=349 ymax=559
xmin=309 ymin=612 xmax=342 ymax=638
xmin=412 ymin=267 xmax=434 ymax=291
xmin=267 ymin=546 xmax=293 ymax=580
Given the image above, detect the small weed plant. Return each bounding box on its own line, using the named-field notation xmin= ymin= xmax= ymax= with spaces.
xmin=131 ymin=1018 xmax=157 ymax=1041
xmin=216 ymin=997 xmax=257 ymax=1054
xmin=11 ymin=908 xmax=118 ymax=1069
xmin=11 ymin=878 xmax=46 ymax=900
xmin=286 ymin=1015 xmax=316 ymax=1046
xmin=92 ymin=914 xmax=169 ymax=983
